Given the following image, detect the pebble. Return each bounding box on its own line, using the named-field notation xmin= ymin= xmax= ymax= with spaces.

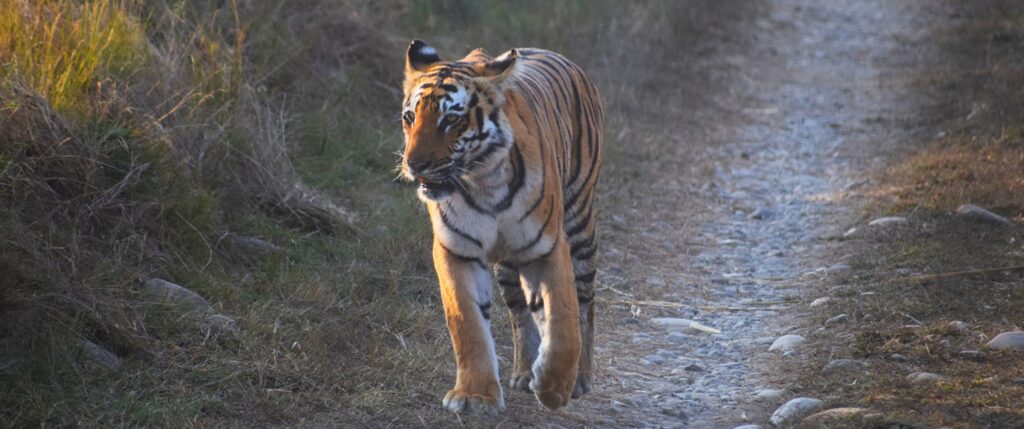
xmin=769 ymin=397 xmax=824 ymax=426
xmin=803 ymin=407 xmax=870 ymax=424
xmin=986 ymin=331 xmax=1024 ymax=350
xmin=842 ymin=227 xmax=858 ymax=238
xmin=825 ymin=314 xmax=850 ymax=327
xmin=948 ymin=320 xmax=970 ymax=332
xmin=144 ymin=278 xmax=211 ymax=313
xmin=80 ymin=340 xmax=120 ymax=369
xmin=747 ymin=207 xmax=774 ymax=220
xmin=888 ymin=353 xmax=909 ymax=361
xmin=652 ymin=317 xmax=694 ymax=328
xmin=906 ymin=372 xmax=944 ymax=384
xmin=956 ymin=204 xmax=1012 ymax=226
xmin=684 ymin=363 xmax=704 ymax=372
xmin=204 ymin=313 xmax=240 ymax=336
xmin=769 ymin=334 xmax=805 ymax=352
xmin=868 ymin=216 xmax=907 ymax=227
xmin=822 ymin=358 xmax=866 ymax=373
xmin=643 ymin=354 xmax=667 ymax=365
xmin=825 ymin=263 xmax=851 ymax=275
xmin=753 ymin=389 xmax=786 ymax=402
xmin=809 ymin=297 xmax=833 ymax=307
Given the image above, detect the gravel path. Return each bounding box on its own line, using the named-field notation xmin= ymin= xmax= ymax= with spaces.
xmin=526 ymin=1 xmax=947 ymax=427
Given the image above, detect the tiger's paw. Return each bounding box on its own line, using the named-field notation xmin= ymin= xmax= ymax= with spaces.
xmin=529 ymin=364 xmax=576 ymax=409
xmin=442 ymin=389 xmax=505 ymax=415
xmin=571 ymin=373 xmax=592 ymax=399
xmin=509 ymin=371 xmax=533 ymax=392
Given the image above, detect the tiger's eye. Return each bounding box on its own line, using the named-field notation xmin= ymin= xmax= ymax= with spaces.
xmin=445 ymin=113 xmax=462 ymax=125
xmin=403 ymin=111 xmax=415 ymax=125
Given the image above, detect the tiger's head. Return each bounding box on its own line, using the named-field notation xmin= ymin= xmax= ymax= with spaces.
xmin=400 ymin=40 xmax=518 ymax=201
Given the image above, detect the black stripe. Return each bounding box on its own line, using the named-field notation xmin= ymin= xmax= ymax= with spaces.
xmin=572 ymin=241 xmax=598 ymax=260
xmin=564 ymin=200 xmax=593 ymax=238
xmin=455 ymin=187 xmax=492 ymax=215
xmin=577 ymin=293 xmax=594 ymax=304
xmin=439 ymin=209 xmax=483 ymax=248
xmin=478 ymin=302 xmax=492 ymax=320
xmin=475 ymin=107 xmax=485 ymax=133
xmin=515 ymin=196 xmax=555 ymax=253
xmin=495 ymin=142 xmax=525 ymax=212
xmin=498 ymin=278 xmax=520 ymax=288
xmin=529 ymin=296 xmax=544 ymax=313
xmin=575 ymin=270 xmax=597 ymax=283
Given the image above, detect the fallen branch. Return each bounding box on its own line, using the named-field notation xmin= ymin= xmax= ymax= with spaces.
xmin=600 ymin=298 xmax=794 ymax=312
xmin=901 ymin=265 xmax=1024 ymax=283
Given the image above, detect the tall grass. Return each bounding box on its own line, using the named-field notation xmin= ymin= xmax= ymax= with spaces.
xmin=0 ymin=0 xmax=145 ymax=113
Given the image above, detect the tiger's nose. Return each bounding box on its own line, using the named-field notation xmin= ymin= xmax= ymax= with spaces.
xmin=408 ymin=159 xmax=432 ymax=175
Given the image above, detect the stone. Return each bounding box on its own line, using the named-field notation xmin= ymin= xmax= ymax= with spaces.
xmin=842 ymin=227 xmax=858 ymax=238
xmin=769 ymin=334 xmax=805 ymax=352
xmin=144 ymin=278 xmax=211 ymax=313
xmin=803 ymin=407 xmax=871 ymax=425
xmin=747 ymin=207 xmax=774 ymax=220
xmin=822 ymin=359 xmax=866 ymax=373
xmin=643 ymin=354 xmax=666 ymax=365
xmin=956 ymin=204 xmax=1012 ymax=226
xmin=753 ymin=388 xmax=786 ymax=402
xmin=907 ymin=372 xmax=944 ymax=384
xmin=825 ymin=314 xmax=850 ymax=327
xmin=204 ymin=313 xmax=240 ymax=336
xmin=223 ymin=234 xmax=280 ymax=260
xmin=888 ymin=353 xmax=909 ymax=361
xmin=684 ymin=363 xmax=704 ymax=372
xmin=652 ymin=317 xmax=694 ymax=328
xmin=769 ymin=397 xmax=824 ymax=426
xmin=825 ymin=263 xmax=851 ymax=275
xmin=809 ymin=297 xmax=833 ymax=307
xmin=868 ymin=216 xmax=907 ymax=227
xmin=80 ymin=340 xmax=120 ymax=369
xmin=948 ymin=320 xmax=970 ymax=334
xmin=986 ymin=331 xmax=1024 ymax=350
xmin=666 ymin=332 xmax=688 ymax=345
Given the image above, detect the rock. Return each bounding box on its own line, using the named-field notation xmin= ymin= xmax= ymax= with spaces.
xmin=684 ymin=363 xmax=704 ymax=372
xmin=204 ymin=313 xmax=240 ymax=336
xmin=666 ymin=332 xmax=688 ymax=345
xmin=948 ymin=320 xmax=970 ymax=334
xmin=809 ymin=297 xmax=833 ymax=307
xmin=753 ymin=389 xmax=786 ymax=402
xmin=769 ymin=335 xmax=805 ymax=352
xmin=223 ymin=234 xmax=280 ymax=261
xmin=80 ymin=340 xmax=120 ymax=369
xmin=825 ymin=263 xmax=851 ymax=275
xmin=959 ymin=350 xmax=985 ymax=360
xmin=825 ymin=314 xmax=850 ymax=327
xmin=888 ymin=353 xmax=909 ymax=361
xmin=822 ymin=359 xmax=866 ymax=373
xmin=868 ymin=216 xmax=907 ymax=227
xmin=956 ymin=204 xmax=1012 ymax=226
xmin=986 ymin=331 xmax=1024 ymax=350
xmin=747 ymin=207 xmax=774 ymax=220
xmin=769 ymin=397 xmax=824 ymax=426
xmin=842 ymin=227 xmax=858 ymax=238
xmin=907 ymin=372 xmax=944 ymax=384
xmin=144 ymin=278 xmax=211 ymax=313
xmin=803 ymin=407 xmax=870 ymax=425
xmin=643 ymin=354 xmax=666 ymax=365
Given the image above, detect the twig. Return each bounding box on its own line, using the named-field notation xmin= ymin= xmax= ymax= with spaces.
xmin=901 ymin=265 xmax=1024 ymax=283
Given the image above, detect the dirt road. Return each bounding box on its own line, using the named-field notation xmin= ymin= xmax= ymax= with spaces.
xmin=487 ymin=1 xmax=958 ymax=428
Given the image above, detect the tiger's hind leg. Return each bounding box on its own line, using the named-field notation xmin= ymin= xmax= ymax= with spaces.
xmin=568 ymin=211 xmax=598 ymax=399
xmin=496 ymin=263 xmax=540 ymax=392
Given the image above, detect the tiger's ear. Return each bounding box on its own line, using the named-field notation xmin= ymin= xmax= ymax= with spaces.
xmin=406 ymin=40 xmax=441 ymax=73
xmin=479 ymin=49 xmax=518 ymax=80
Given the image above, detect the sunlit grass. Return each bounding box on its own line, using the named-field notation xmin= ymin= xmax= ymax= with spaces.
xmin=0 ymin=0 xmax=145 ymax=113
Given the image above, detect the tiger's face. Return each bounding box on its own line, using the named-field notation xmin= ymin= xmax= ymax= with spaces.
xmin=401 ymin=40 xmax=517 ymax=201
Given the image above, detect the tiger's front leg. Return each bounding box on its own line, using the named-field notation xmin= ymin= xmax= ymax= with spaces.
xmin=433 ymin=239 xmax=504 ymax=415
xmin=521 ymin=235 xmax=581 ymax=409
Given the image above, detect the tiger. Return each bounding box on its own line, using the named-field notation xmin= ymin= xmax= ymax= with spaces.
xmin=400 ymin=40 xmax=604 ymax=414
